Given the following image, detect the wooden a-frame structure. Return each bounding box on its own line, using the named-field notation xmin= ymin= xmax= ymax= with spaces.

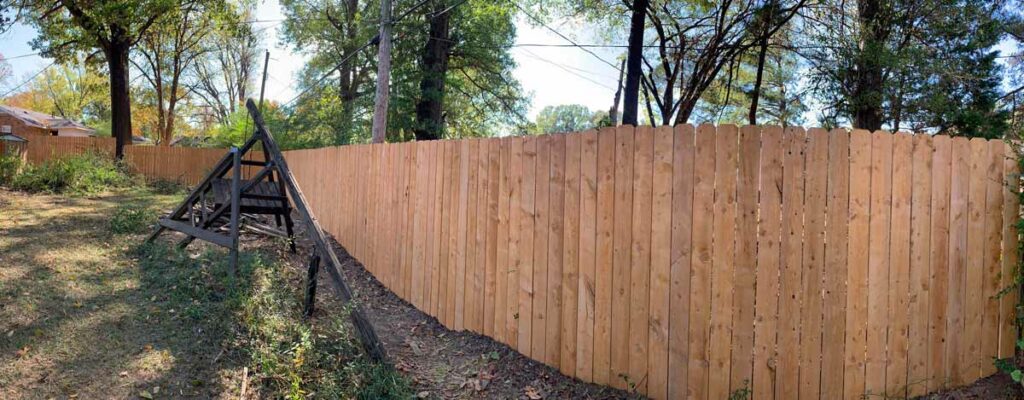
xmin=146 ymin=99 xmax=387 ymax=362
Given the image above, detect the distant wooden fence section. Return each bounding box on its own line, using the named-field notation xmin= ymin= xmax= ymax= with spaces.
xmin=124 ymin=145 xmax=265 ymax=185
xmin=23 ymin=136 xmax=115 ymax=164
xmin=284 ymin=125 xmax=1021 ymax=400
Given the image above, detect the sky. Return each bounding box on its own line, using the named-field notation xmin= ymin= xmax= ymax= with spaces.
xmin=0 ymin=0 xmax=621 ymax=119
xmin=1 ymin=1 xmax=1019 ymax=125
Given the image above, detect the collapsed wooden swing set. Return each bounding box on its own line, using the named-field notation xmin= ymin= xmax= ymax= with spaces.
xmin=145 ymin=99 xmax=387 ymax=361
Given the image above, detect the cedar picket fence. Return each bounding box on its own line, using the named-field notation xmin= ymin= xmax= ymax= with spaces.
xmin=283 ymin=125 xmax=1022 ymax=400
xmin=13 ymin=127 xmax=1022 ymax=399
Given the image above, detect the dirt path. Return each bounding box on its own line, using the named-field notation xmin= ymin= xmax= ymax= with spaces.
xmin=287 ymin=227 xmax=642 ymax=400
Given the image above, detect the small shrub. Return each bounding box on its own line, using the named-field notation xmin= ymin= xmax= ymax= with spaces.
xmin=0 ymin=155 xmax=21 ymax=184
xmin=8 ymin=152 xmax=130 ymax=195
xmin=109 ymin=204 xmax=155 ymax=234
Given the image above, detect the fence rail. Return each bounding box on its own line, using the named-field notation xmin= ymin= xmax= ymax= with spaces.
xmin=284 ymin=125 xmax=1021 ymax=400
xmin=123 ymin=145 xmax=264 ymax=185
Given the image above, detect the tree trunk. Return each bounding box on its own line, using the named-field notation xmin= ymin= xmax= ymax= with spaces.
xmin=748 ymin=35 xmax=769 ymax=125
xmin=620 ymin=0 xmax=648 ymax=126
xmin=609 ymin=59 xmax=625 ymax=126
xmin=852 ymin=0 xmax=885 ymax=131
xmin=414 ymin=0 xmax=452 ymax=141
xmin=107 ymin=40 xmax=133 ymax=158
xmin=371 ymin=0 xmax=393 ymax=143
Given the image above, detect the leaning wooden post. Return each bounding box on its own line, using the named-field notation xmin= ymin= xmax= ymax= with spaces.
xmin=229 ymin=148 xmax=241 ymax=276
xmin=303 ymin=254 xmax=321 ymax=317
xmin=245 ymin=99 xmax=389 ymax=362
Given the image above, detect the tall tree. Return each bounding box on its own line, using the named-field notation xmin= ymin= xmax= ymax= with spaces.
xmin=134 ymin=1 xmax=223 ymax=145
xmin=370 ymin=0 xmax=393 ymax=143
xmin=803 ymin=0 xmax=1010 ymax=135
xmin=413 ymin=0 xmax=453 ymax=141
xmin=620 ymin=0 xmax=648 ymax=126
xmin=189 ymin=7 xmax=261 ymax=125
xmin=23 ymin=0 xmax=176 ymax=157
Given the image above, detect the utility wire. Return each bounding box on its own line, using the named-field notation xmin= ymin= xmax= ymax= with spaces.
xmin=516 ymin=48 xmax=617 ymax=90
xmin=509 ymin=0 xmax=620 ymax=70
xmin=0 ymin=62 xmax=54 ymax=98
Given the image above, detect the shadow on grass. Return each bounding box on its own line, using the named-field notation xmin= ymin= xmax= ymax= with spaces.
xmin=0 ymin=188 xmax=412 ymax=399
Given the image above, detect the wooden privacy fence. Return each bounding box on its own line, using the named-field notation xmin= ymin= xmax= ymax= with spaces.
xmin=123 ymin=145 xmax=265 ymax=185
xmin=285 ymin=125 xmax=1022 ymax=400
xmin=23 ymin=136 xmax=114 ymax=164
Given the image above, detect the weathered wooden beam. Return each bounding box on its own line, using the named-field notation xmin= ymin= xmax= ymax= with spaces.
xmin=246 ymin=99 xmax=389 ymax=363
xmin=158 ymin=219 xmax=233 ymax=248
xmin=229 ymin=149 xmax=241 ymax=276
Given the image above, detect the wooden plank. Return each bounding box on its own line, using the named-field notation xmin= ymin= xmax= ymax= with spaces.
xmin=708 ymin=124 xmax=738 ymax=400
xmin=433 ymin=141 xmax=445 ymax=314
xmin=729 ymin=125 xmax=760 ymax=395
xmin=928 ymin=135 xmax=952 ymax=392
xmin=752 ymin=126 xmax=783 ymax=400
xmin=980 ymin=139 xmax=1004 ymax=377
xmin=668 ymin=124 xmax=695 ymax=400
xmin=822 ymin=128 xmax=850 ymax=399
xmin=577 ymin=130 xmax=599 ymax=381
xmin=508 ymin=137 xmax=525 ymax=349
xmin=777 ymin=126 xmax=806 ymax=400
xmin=427 ymin=142 xmax=442 ymax=314
xmin=518 ymin=136 xmax=537 ymax=356
xmin=611 ymin=126 xmax=635 ymax=389
xmin=546 ymin=134 xmax=566 ymax=367
xmin=412 ymin=144 xmax=428 ymax=309
xmin=962 ymin=138 xmax=988 ymax=382
xmin=799 ymin=128 xmax=828 ymax=400
xmin=561 ymin=132 xmax=582 ymax=375
xmin=593 ymin=128 xmax=617 ymax=385
xmin=475 ymin=140 xmax=490 ymax=333
xmin=647 ymin=126 xmax=674 ymax=400
xmin=456 ymin=139 xmax=473 ymax=331
xmin=495 ymin=138 xmax=511 ymax=342
xmin=845 ymin=129 xmax=872 ymax=400
xmin=158 ymin=219 xmax=233 ymax=248
xmin=485 ymin=139 xmax=501 ymax=338
xmin=866 ymin=131 xmax=893 ymax=397
xmin=532 ymin=134 xmax=551 ymax=362
xmin=629 ymin=125 xmax=654 ymax=394
xmin=1000 ymin=142 xmax=1020 ymax=360
xmin=465 ymin=140 xmax=481 ymax=332
xmin=446 ymin=141 xmax=462 ymax=326
xmin=437 ymin=142 xmax=453 ymax=325
xmin=946 ymin=137 xmax=970 ymax=386
xmin=886 ymin=132 xmax=913 ymax=396
xmin=907 ymin=134 xmax=933 ymax=397
xmin=688 ymin=124 xmax=716 ymax=400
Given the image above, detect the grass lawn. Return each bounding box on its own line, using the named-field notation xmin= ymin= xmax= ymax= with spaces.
xmin=0 ymin=187 xmax=409 ymax=399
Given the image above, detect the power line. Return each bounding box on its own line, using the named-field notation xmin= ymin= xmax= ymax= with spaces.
xmin=516 ymin=48 xmax=617 ymax=90
xmin=0 ymin=62 xmax=54 ymax=98
xmin=509 ymin=0 xmax=620 ymax=71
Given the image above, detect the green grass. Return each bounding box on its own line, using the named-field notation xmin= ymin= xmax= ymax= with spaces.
xmin=1 ymin=152 xmax=132 ymax=196
xmin=1 ymin=187 xmax=411 ymax=399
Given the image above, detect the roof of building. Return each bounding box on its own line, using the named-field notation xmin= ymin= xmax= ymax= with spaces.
xmin=0 ymin=105 xmax=96 ymax=133
xmin=0 ymin=134 xmax=27 ymax=143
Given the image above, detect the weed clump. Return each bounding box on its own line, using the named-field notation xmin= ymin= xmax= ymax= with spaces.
xmin=3 ymin=152 xmax=130 ymax=195
xmin=135 ymin=243 xmax=412 ymax=399
xmin=109 ymin=204 xmax=156 ymax=234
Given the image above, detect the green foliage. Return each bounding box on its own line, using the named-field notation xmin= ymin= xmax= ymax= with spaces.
xmin=5 ymin=152 xmax=131 ymax=195
xmin=135 ymin=242 xmax=412 ymax=399
xmin=281 ymin=0 xmax=528 ymax=142
xmin=533 ymin=104 xmax=606 ymax=134
xmin=0 ymin=155 xmax=22 ymax=184
xmin=109 ymin=204 xmax=155 ymax=234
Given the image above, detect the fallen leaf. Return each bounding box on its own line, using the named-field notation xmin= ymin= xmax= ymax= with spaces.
xmin=153 ymin=386 xmax=160 ymax=394
xmin=143 ymin=344 xmax=153 ymax=351
xmin=119 ymin=371 xmax=129 ymax=377
xmin=525 ymin=386 xmax=542 ymax=399
xmin=139 ymin=390 xmax=153 ymax=399
xmin=416 ymin=391 xmax=430 ymax=399
xmin=6 ymin=330 xmax=12 ymax=337
xmin=15 ymin=346 xmax=29 ymax=358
